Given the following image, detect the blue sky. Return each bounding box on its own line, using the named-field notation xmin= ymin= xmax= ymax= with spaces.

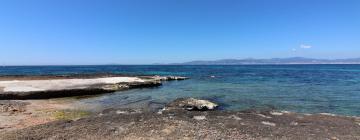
xmin=0 ymin=0 xmax=359 ymax=65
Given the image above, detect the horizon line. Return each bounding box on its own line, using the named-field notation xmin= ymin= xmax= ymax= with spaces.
xmin=2 ymin=57 xmax=360 ymax=66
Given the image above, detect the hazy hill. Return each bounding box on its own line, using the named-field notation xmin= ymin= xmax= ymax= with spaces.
xmin=171 ymin=57 xmax=360 ymax=65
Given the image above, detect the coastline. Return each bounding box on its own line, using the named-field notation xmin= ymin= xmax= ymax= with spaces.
xmin=1 ymin=99 xmax=360 ymax=140
xmin=0 ymin=74 xmax=359 ymax=139
xmin=0 ymin=74 xmax=188 ymax=133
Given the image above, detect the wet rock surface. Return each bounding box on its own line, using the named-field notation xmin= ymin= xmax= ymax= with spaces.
xmin=1 ymin=99 xmax=360 ymax=140
xmin=137 ymin=75 xmax=188 ymax=81
xmin=166 ymin=98 xmax=218 ymax=111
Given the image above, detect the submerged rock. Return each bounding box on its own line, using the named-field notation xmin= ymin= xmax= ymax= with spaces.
xmin=164 ymin=76 xmax=189 ymax=80
xmin=151 ymin=76 xmax=189 ymax=81
xmin=166 ymin=98 xmax=218 ymax=111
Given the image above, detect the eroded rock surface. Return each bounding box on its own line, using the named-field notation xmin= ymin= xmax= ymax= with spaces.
xmin=0 ymin=75 xmax=188 ymax=100
xmin=148 ymin=75 xmax=189 ymax=81
xmin=166 ymin=98 xmax=218 ymax=111
xmin=2 ymin=105 xmax=360 ymax=140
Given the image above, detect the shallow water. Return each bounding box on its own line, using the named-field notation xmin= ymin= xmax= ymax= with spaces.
xmin=1 ymin=65 xmax=360 ymax=116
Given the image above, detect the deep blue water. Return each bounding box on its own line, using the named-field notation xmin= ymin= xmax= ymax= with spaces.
xmin=1 ymin=65 xmax=360 ymax=116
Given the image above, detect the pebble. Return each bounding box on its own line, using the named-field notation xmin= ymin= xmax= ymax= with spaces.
xmin=270 ymin=111 xmax=283 ymax=116
xmin=290 ymin=121 xmax=298 ymax=126
xmin=116 ymin=111 xmax=128 ymax=114
xmin=193 ymin=116 xmax=206 ymax=121
xmin=23 ymin=112 xmax=32 ymax=115
xmin=229 ymin=115 xmax=242 ymax=120
xmin=257 ymin=114 xmax=272 ymax=119
xmin=157 ymin=108 xmax=166 ymax=114
xmin=319 ymin=113 xmax=336 ymax=116
xmin=261 ymin=121 xmax=276 ymax=127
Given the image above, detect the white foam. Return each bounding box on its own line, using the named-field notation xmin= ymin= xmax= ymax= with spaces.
xmin=270 ymin=111 xmax=284 ymax=116
xmin=319 ymin=113 xmax=337 ymax=116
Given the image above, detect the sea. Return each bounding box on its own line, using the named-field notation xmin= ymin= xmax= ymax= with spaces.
xmin=1 ymin=65 xmax=360 ymax=116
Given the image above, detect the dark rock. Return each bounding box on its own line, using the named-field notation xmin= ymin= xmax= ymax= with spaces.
xmin=2 ymin=106 xmax=360 ymax=140
xmin=166 ymin=98 xmax=218 ymax=111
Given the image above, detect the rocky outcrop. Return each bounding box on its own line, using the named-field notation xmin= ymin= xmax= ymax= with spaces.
xmin=166 ymin=98 xmax=218 ymax=111
xmin=0 ymin=82 xmax=162 ymax=100
xmin=0 ymin=75 xmax=186 ymax=100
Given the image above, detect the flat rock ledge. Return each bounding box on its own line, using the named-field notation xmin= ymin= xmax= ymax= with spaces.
xmin=0 ymin=75 xmax=188 ymax=100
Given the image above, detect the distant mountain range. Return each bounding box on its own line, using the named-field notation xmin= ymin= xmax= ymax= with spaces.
xmin=169 ymin=57 xmax=360 ymax=65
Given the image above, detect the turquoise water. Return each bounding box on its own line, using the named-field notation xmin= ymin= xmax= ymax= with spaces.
xmin=1 ymin=65 xmax=360 ymax=116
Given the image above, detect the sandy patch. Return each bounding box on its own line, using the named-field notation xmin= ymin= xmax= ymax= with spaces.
xmin=0 ymin=99 xmax=77 ymax=132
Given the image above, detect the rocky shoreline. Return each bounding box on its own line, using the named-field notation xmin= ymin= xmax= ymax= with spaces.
xmin=0 ymin=75 xmax=360 ymax=139
xmin=0 ymin=74 xmax=189 ymax=133
xmin=1 ymin=98 xmax=360 ymax=140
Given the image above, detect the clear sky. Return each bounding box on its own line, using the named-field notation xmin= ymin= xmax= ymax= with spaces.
xmin=0 ymin=0 xmax=359 ymax=65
